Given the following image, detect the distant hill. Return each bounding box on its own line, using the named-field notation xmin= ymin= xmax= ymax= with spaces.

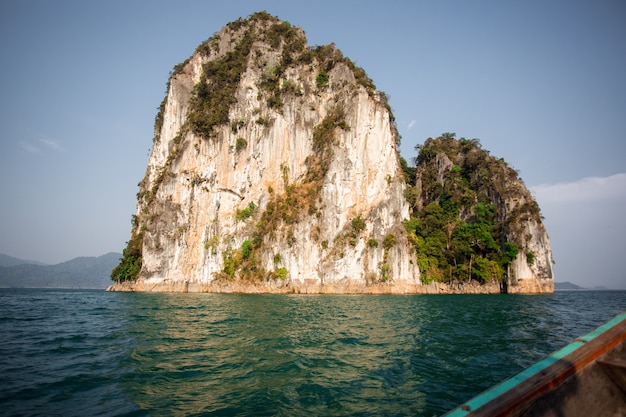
xmin=554 ymin=281 xmax=585 ymax=290
xmin=0 ymin=253 xmax=121 ymax=289
xmin=0 ymin=253 xmax=47 ymax=267
xmin=554 ymin=281 xmax=615 ymax=291
xmin=590 ymin=285 xmax=610 ymax=291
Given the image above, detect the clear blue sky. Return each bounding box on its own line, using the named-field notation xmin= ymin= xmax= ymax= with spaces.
xmin=1 ymin=1 xmax=624 ymax=289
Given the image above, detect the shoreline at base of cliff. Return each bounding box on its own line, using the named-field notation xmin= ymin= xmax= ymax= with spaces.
xmin=107 ymin=278 xmax=552 ymax=294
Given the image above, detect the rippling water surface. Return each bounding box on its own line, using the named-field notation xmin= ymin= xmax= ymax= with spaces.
xmin=1 ymin=289 xmax=625 ymax=416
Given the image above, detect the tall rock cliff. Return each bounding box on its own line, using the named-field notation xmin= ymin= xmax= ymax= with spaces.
xmin=110 ymin=12 xmax=420 ymax=293
xmin=110 ymin=13 xmax=553 ymax=294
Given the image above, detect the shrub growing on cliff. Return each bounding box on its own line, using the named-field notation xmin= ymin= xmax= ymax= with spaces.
xmin=266 ymin=21 xmax=293 ymax=49
xmin=241 ymin=240 xmax=253 ymax=260
xmin=383 ymin=234 xmax=397 ymax=249
xmin=351 ymin=215 xmax=366 ymax=234
xmin=367 ymin=238 xmax=379 ymax=248
xmin=236 ymin=137 xmax=248 ymax=152
xmin=503 ymin=241 xmax=519 ymax=266
xmin=316 ymin=71 xmax=329 ymax=87
xmin=222 ymin=249 xmax=238 ymax=280
xmin=236 ymin=202 xmax=257 ymax=221
xmin=379 ymin=262 xmax=391 ymax=282
xmin=274 ymin=267 xmax=288 ymax=280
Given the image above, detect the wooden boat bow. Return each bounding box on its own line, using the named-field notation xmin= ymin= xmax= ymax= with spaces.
xmin=443 ymin=312 xmax=626 ymax=417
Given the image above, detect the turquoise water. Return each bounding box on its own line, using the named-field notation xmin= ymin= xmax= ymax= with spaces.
xmin=1 ymin=289 xmax=625 ymax=416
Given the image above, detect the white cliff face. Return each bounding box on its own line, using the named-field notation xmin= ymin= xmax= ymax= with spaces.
xmin=122 ymin=15 xmax=420 ymax=293
xmin=506 ymin=212 xmax=554 ymax=293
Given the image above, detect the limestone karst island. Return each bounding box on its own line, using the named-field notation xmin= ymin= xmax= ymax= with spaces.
xmin=108 ymin=12 xmax=554 ymax=294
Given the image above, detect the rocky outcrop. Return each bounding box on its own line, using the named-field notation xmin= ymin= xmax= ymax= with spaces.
xmin=110 ymin=13 xmax=553 ymax=294
xmin=110 ymin=12 xmax=420 ymax=293
xmin=410 ymin=135 xmax=554 ymax=293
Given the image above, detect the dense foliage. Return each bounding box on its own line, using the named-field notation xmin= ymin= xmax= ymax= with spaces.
xmin=111 ymin=232 xmax=143 ymax=283
xmin=403 ymin=133 xmax=540 ymax=285
xmin=187 ymin=28 xmax=255 ymax=137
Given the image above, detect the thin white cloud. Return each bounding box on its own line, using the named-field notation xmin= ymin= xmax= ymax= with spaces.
xmin=407 ymin=120 xmax=416 ymax=130
xmin=18 ymin=141 xmax=40 ymax=154
xmin=39 ymin=137 xmax=66 ymax=152
xmin=16 ymin=136 xmax=66 ymax=155
xmin=531 ymin=173 xmax=626 ymax=203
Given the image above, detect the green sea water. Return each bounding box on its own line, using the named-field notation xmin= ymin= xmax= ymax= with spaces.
xmin=1 ymin=289 xmax=625 ymax=416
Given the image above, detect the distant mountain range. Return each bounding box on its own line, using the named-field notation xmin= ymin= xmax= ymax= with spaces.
xmin=0 ymin=253 xmax=48 ymax=267
xmin=0 ymin=253 xmax=121 ymax=289
xmin=554 ymin=281 xmax=610 ymax=291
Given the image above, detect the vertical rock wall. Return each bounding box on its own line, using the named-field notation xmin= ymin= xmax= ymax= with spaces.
xmin=115 ymin=14 xmax=420 ymax=293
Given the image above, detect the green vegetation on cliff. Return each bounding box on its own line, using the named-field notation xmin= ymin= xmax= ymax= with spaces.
xmin=403 ymin=133 xmax=542 ymax=284
xmin=111 ymin=232 xmax=143 ymax=283
xmin=185 ymin=11 xmax=393 ymax=139
xmin=187 ymin=27 xmax=255 ymax=137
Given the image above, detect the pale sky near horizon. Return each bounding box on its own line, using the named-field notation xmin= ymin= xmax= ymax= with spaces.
xmin=1 ymin=1 xmax=625 ymax=289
